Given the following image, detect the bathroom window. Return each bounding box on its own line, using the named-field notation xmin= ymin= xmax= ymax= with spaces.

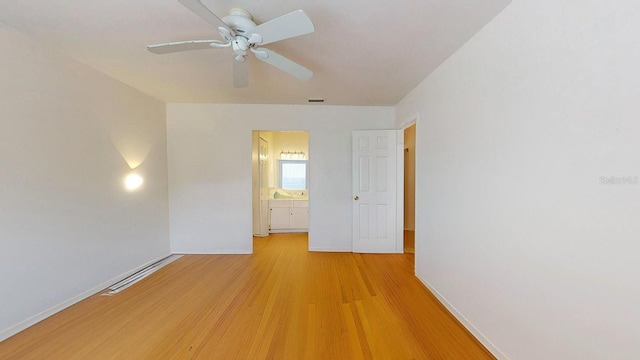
xmin=279 ymin=160 xmax=309 ymax=190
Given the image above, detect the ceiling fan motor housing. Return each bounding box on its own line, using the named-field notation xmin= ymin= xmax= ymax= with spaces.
xmin=223 ymin=8 xmax=257 ymax=35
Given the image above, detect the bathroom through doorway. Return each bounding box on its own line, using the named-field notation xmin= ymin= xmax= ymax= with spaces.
xmin=251 ymin=131 xmax=310 ymax=250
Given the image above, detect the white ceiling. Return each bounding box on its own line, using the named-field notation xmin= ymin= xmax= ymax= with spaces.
xmin=0 ymin=0 xmax=510 ymax=105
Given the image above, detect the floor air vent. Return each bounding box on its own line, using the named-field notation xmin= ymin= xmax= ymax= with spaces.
xmin=102 ymin=255 xmax=182 ymax=296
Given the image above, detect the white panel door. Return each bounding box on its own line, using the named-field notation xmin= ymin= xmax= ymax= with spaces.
xmin=352 ymin=130 xmax=398 ymax=253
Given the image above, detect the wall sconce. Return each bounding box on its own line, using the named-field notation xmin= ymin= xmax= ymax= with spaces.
xmin=280 ymin=151 xmax=306 ymax=160
xmin=124 ymin=173 xmax=144 ymax=191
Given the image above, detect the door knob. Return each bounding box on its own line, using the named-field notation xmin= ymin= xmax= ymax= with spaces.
xmin=354 ymin=196 xmax=359 ymax=200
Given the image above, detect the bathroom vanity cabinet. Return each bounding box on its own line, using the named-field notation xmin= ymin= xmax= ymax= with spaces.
xmin=269 ymin=200 xmax=308 ymax=233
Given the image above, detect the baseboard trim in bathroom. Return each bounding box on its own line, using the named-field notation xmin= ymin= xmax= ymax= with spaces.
xmin=102 ymin=254 xmax=183 ymax=296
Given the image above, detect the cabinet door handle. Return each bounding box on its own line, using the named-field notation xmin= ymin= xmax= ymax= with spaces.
xmin=354 ymin=196 xmax=359 ymax=200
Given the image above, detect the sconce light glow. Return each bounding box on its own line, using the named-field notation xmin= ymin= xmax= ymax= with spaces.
xmin=124 ymin=173 xmax=144 ymax=191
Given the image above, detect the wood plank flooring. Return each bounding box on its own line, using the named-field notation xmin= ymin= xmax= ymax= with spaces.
xmin=0 ymin=234 xmax=494 ymax=359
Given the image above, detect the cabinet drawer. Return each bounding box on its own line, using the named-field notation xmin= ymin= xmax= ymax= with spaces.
xmin=269 ymin=200 xmax=293 ymax=208
xmin=293 ymin=200 xmax=309 ymax=208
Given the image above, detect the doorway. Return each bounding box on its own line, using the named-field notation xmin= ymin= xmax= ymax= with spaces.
xmin=252 ymin=131 xmax=310 ymax=251
xmin=403 ymin=123 xmax=416 ymax=254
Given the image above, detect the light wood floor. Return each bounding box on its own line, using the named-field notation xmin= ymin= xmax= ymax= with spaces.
xmin=0 ymin=233 xmax=494 ymax=359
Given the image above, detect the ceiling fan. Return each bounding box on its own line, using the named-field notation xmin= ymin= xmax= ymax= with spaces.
xmin=147 ymin=0 xmax=315 ymax=88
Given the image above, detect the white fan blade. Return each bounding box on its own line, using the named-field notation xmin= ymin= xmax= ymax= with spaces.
xmin=252 ymin=48 xmax=313 ymax=80
xmin=178 ymin=0 xmax=234 ymax=36
xmin=147 ymin=40 xmax=225 ymax=54
xmin=246 ymin=10 xmax=314 ymax=46
xmin=233 ymin=58 xmax=249 ymax=88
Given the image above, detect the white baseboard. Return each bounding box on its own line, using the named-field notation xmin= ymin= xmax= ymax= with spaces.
xmin=308 ymin=247 xmax=352 ymax=252
xmin=415 ymin=274 xmax=509 ymax=360
xmin=0 ymin=253 xmax=171 ymax=342
xmin=171 ymin=250 xmax=252 ymax=255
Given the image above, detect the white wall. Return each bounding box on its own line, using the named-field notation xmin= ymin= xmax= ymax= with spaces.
xmin=395 ymin=1 xmax=640 ymax=359
xmin=167 ymin=104 xmax=394 ymax=253
xmin=0 ymin=24 xmax=170 ymax=340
